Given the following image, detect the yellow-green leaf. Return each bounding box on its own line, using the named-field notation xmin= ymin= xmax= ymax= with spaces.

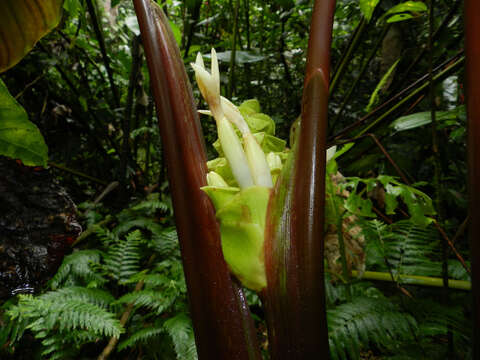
xmin=0 ymin=79 xmax=48 ymax=166
xmin=0 ymin=0 xmax=63 ymax=73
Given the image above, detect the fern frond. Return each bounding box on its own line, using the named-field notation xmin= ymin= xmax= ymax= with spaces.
xmin=8 ymin=294 xmax=123 ymax=338
xmin=118 ymin=324 xmax=165 ymax=350
xmin=364 ymin=220 xmax=442 ymax=277
xmin=151 ymin=227 xmax=180 ymax=257
xmin=328 ymin=297 xmax=417 ymax=360
xmin=125 ymin=273 xmax=171 ymax=288
xmin=40 ymin=287 xmax=115 ymax=309
xmin=164 ymin=313 xmax=198 ymax=360
xmin=49 ymin=249 xmax=105 ymax=289
xmin=131 ymin=194 xmax=169 ymax=215
xmin=0 ymin=314 xmax=28 ymax=347
xmin=115 ymin=289 xmax=176 ymax=314
xmin=104 ymin=230 xmax=142 ymax=284
xmin=386 ymin=221 xmax=441 ymax=276
xmin=113 ymin=217 xmax=164 ymax=236
xmin=93 ymin=225 xmax=118 ymax=246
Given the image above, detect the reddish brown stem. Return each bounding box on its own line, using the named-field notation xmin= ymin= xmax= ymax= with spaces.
xmin=465 ymin=1 xmax=480 ymax=356
xmin=132 ymin=1 xmax=260 ymax=358
xmin=264 ymin=1 xmax=335 ymax=358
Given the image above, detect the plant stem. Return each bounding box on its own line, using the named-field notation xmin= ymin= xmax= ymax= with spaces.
xmin=97 ymin=254 xmax=155 ymax=360
xmin=466 ymin=0 xmax=480 ymax=355
xmin=337 ymin=215 xmax=351 ymax=301
xmin=329 ymin=17 xmax=367 ymax=98
xmin=49 ymin=162 xmax=108 ymax=185
xmin=133 ymin=2 xmax=261 ymax=358
xmin=352 ymin=271 xmax=471 ymax=290
xmin=392 ymin=0 xmax=462 ymax=94
xmin=264 ymin=2 xmax=335 ymax=358
xmin=333 ymin=24 xmax=390 ymax=127
xmin=356 ymin=56 xmax=464 ymax=136
xmin=121 ymin=35 xmax=142 ymax=184
xmin=85 ymin=0 xmax=120 ymax=108
xmin=330 ymin=50 xmax=464 ymax=141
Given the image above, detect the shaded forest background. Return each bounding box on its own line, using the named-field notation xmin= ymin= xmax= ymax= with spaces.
xmin=0 ymin=0 xmax=471 ymax=359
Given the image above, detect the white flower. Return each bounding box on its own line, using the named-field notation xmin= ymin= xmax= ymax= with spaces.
xmin=192 ymin=50 xmax=254 ymax=189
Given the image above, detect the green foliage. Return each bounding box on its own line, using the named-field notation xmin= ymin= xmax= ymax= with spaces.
xmin=0 ymin=198 xmax=196 ymax=359
xmin=164 ymin=313 xmax=198 ymax=360
xmin=390 ymin=105 xmax=465 ymax=132
xmin=381 ymin=1 xmax=428 ymax=23
xmin=328 ymin=296 xmax=417 ymax=360
xmin=365 ymin=59 xmax=400 ymax=112
xmin=0 ymin=79 xmax=48 ymax=166
xmin=359 ymin=0 xmax=380 ymax=22
xmin=0 ymin=0 xmax=469 ymax=358
xmin=364 ymin=220 xmax=442 ymax=276
xmin=104 ymin=230 xmax=142 ymax=284
xmin=341 ymin=175 xmax=435 ymax=226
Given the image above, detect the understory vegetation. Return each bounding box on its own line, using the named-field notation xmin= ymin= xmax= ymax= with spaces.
xmin=0 ymin=0 xmax=471 ymax=359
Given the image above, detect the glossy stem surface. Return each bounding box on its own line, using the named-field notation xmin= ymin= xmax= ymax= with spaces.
xmin=133 ymin=1 xmax=260 ymax=358
xmin=465 ymin=0 xmax=480 ymax=357
xmin=264 ymin=1 xmax=335 ymax=358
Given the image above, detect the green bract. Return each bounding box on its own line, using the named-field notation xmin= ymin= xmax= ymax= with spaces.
xmin=202 ymin=186 xmax=270 ymax=291
xmin=201 ymin=97 xmax=288 ymax=292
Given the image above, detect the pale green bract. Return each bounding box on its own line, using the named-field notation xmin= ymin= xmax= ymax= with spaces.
xmin=192 ymin=49 xmax=337 ymax=291
xmin=201 ymin=97 xmax=287 ymax=291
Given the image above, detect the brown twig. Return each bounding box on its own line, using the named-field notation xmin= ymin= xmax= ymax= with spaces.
xmin=97 ymin=254 xmax=156 ymax=360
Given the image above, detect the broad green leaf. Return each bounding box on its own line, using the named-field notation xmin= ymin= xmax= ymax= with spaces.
xmin=213 ymin=51 xmax=266 ymax=64
xmin=379 ymin=1 xmax=427 ymax=23
xmin=390 ymin=106 xmax=464 ymax=132
xmin=359 ymin=0 xmax=380 ymax=22
xmin=0 ymin=79 xmax=48 ymax=166
xmin=0 ymin=0 xmax=63 ymax=73
xmin=385 ymin=1 xmax=428 ymax=16
xmin=365 ymin=59 xmax=400 ymax=112
xmin=387 ymin=13 xmax=414 ymax=23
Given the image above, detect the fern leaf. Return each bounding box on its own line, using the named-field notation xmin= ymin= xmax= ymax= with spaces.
xmin=328 ymin=297 xmax=417 ymax=359
xmin=164 ymin=313 xmax=198 ymax=360
xmin=151 ymin=227 xmax=180 ymax=257
xmin=49 ymin=249 xmax=105 ymax=289
xmin=113 ymin=217 xmax=164 ymax=237
xmin=131 ymin=194 xmax=169 ymax=215
xmin=118 ymin=324 xmax=165 ymax=350
xmin=8 ymin=294 xmax=123 ymax=338
xmin=104 ymin=230 xmax=142 ymax=284
xmin=40 ymin=287 xmax=115 ymax=309
xmin=115 ymin=289 xmax=176 ymax=314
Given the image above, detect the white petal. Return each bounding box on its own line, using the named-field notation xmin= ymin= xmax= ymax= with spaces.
xmin=211 ymin=48 xmax=220 ymax=96
xmin=244 ymin=133 xmax=273 ymax=188
xmin=217 ymin=116 xmax=254 ymax=189
xmin=191 ymin=63 xmax=214 ymax=101
xmin=195 ymin=52 xmax=205 ymax=69
xmin=221 ymin=97 xmax=250 ymax=135
xmin=198 ymin=109 xmax=213 ymax=116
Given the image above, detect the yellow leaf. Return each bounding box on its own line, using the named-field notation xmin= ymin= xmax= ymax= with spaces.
xmin=0 ymin=0 xmax=63 ymax=73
